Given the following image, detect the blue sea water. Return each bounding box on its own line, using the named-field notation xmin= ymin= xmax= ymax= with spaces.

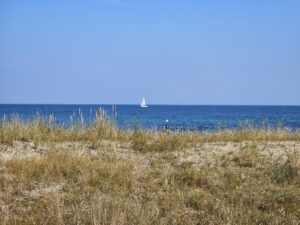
xmin=0 ymin=104 xmax=300 ymax=131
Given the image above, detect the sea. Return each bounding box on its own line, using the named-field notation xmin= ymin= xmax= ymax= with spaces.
xmin=0 ymin=104 xmax=300 ymax=132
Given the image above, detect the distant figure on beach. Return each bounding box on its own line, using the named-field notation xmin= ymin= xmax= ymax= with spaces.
xmin=163 ymin=119 xmax=170 ymax=134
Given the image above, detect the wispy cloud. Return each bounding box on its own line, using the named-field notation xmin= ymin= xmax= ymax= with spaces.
xmin=210 ymin=18 xmax=244 ymax=25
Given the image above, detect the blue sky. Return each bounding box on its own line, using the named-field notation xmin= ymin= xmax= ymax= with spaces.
xmin=1 ymin=0 xmax=299 ymax=105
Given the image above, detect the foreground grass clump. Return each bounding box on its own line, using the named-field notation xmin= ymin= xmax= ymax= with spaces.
xmin=1 ymin=150 xmax=136 ymax=224
xmin=0 ymin=110 xmax=122 ymax=145
xmin=131 ymin=130 xmax=187 ymax=152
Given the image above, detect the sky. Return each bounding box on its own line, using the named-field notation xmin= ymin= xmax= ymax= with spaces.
xmin=0 ymin=0 xmax=300 ymax=105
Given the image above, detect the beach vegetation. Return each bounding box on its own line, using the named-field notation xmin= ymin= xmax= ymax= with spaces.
xmin=0 ymin=114 xmax=300 ymax=224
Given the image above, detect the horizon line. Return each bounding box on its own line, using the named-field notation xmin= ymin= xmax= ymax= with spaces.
xmin=0 ymin=103 xmax=300 ymax=107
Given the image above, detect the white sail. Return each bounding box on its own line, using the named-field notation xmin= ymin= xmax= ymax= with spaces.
xmin=140 ymin=97 xmax=148 ymax=107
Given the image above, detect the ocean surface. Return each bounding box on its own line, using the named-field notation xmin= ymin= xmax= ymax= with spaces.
xmin=0 ymin=104 xmax=300 ymax=131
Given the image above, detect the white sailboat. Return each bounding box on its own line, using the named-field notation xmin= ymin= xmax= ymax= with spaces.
xmin=140 ymin=97 xmax=148 ymax=108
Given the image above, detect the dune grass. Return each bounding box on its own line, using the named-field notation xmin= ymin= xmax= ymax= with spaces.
xmin=1 ymin=143 xmax=299 ymax=224
xmin=0 ymin=114 xmax=300 ymax=224
xmin=1 ymin=112 xmax=300 ymax=146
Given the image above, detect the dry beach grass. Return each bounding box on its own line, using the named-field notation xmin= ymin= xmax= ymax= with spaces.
xmin=0 ymin=115 xmax=300 ymax=224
